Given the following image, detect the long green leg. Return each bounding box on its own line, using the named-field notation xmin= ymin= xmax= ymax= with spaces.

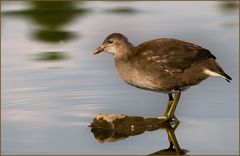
xmin=165 ymin=90 xmax=181 ymax=119
xmin=163 ymin=93 xmax=174 ymax=117
xmin=158 ymin=90 xmax=181 ymax=122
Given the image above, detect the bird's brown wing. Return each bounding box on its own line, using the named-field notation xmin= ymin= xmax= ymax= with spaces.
xmin=134 ymin=38 xmax=215 ymax=73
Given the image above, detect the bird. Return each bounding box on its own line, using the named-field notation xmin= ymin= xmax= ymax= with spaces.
xmin=93 ymin=33 xmax=232 ymax=122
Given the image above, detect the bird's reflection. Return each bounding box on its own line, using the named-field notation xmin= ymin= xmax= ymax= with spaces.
xmin=90 ymin=114 xmax=188 ymax=155
xmin=149 ymin=123 xmax=188 ymax=155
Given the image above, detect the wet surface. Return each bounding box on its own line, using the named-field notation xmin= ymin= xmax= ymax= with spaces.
xmin=1 ymin=1 xmax=239 ymax=155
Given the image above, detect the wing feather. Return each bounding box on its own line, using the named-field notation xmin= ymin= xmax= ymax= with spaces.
xmin=134 ymin=38 xmax=215 ymax=73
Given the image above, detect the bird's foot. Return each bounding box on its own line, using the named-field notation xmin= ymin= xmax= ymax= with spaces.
xmin=157 ymin=116 xmax=169 ymax=120
xmin=157 ymin=115 xmax=171 ymax=123
xmin=157 ymin=115 xmax=179 ymax=125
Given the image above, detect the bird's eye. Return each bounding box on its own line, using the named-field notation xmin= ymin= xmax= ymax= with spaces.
xmin=108 ymin=40 xmax=113 ymax=44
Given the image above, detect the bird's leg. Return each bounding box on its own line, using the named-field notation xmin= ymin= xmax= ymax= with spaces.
xmin=165 ymin=93 xmax=174 ymax=116
xmin=168 ymin=93 xmax=174 ymax=101
xmin=158 ymin=91 xmax=181 ymax=122
xmin=157 ymin=93 xmax=174 ymax=121
xmin=167 ymin=90 xmax=181 ymax=119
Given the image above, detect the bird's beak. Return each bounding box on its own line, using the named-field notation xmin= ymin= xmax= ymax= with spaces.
xmin=93 ymin=44 xmax=105 ymax=55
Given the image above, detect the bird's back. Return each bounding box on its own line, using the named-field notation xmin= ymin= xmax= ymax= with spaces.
xmin=133 ymin=38 xmax=214 ymax=72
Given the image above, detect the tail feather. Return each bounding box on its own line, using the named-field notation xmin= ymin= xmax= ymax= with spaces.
xmin=204 ymin=59 xmax=232 ymax=82
xmin=215 ymin=62 xmax=232 ymax=82
xmin=222 ymin=73 xmax=232 ymax=82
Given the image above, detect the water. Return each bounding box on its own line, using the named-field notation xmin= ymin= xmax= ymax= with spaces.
xmin=1 ymin=1 xmax=239 ymax=155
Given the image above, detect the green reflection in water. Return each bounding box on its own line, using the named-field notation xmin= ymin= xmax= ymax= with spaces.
xmin=28 ymin=1 xmax=88 ymax=29
xmin=3 ymin=1 xmax=90 ymax=64
xmin=218 ymin=1 xmax=239 ymax=14
xmin=105 ymin=7 xmax=139 ymax=14
xmin=3 ymin=1 xmax=90 ymax=43
xmin=34 ymin=29 xmax=76 ymax=43
xmin=34 ymin=51 xmax=69 ymax=61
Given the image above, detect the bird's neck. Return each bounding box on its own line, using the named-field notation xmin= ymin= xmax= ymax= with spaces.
xmin=114 ymin=42 xmax=135 ymax=61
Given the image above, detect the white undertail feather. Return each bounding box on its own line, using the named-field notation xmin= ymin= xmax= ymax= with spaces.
xmin=203 ymin=69 xmax=226 ymax=79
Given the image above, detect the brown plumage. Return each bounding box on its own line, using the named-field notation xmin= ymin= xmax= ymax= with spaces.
xmin=94 ymin=33 xmax=232 ymax=122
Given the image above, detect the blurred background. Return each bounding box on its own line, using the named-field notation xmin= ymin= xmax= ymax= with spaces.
xmin=1 ymin=1 xmax=239 ymax=155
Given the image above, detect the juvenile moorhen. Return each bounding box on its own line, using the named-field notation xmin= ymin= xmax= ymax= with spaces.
xmin=94 ymin=33 xmax=232 ymax=122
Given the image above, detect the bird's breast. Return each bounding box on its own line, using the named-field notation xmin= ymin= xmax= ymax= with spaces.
xmin=115 ymin=61 xmax=162 ymax=91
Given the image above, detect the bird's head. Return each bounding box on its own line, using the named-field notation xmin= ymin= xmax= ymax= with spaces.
xmin=94 ymin=33 xmax=133 ymax=58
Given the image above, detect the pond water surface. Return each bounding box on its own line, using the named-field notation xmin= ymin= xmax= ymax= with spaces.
xmin=1 ymin=1 xmax=239 ymax=155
